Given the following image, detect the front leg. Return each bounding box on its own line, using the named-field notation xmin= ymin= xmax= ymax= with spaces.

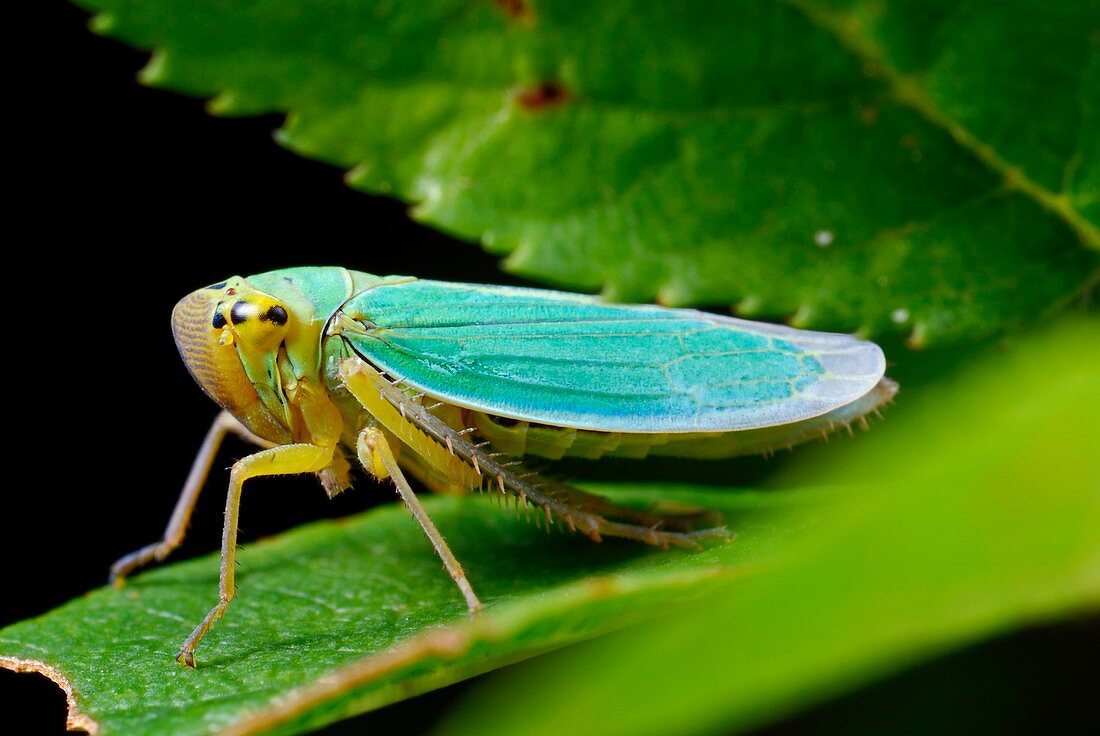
xmin=177 ymin=442 xmax=334 ymax=668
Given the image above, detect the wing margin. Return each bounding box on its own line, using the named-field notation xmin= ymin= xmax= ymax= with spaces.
xmin=335 ymin=279 xmax=886 ymax=433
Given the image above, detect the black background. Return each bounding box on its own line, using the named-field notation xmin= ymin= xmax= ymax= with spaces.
xmin=8 ymin=3 xmax=519 ymax=732
xmin=13 ymin=2 xmax=523 ymax=624
xmin=4 ymin=4 xmax=1095 ymax=734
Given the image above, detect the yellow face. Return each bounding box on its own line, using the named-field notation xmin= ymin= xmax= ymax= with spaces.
xmin=171 ymin=277 xmax=294 ymax=443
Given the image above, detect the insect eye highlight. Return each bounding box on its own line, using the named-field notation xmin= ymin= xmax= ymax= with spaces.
xmin=230 ymin=300 xmax=257 ymax=325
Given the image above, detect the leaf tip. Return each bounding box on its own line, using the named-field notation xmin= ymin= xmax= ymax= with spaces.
xmin=853 ymin=323 xmax=874 ymax=339
xmin=600 ymin=281 xmax=633 ymax=303
xmin=207 ymin=90 xmax=241 ymax=116
xmin=139 ymin=51 xmax=170 ymax=86
xmin=408 ymin=177 xmax=447 ymax=219
xmin=788 ymin=304 xmax=816 ymax=328
xmin=480 ymin=228 xmax=511 ymax=255
xmin=656 ymin=281 xmax=693 ymax=307
xmin=906 ymin=320 xmax=930 ymax=349
xmin=733 ymin=295 xmax=765 ymax=317
xmin=501 ymin=239 xmax=538 ymax=270
xmin=345 ymin=162 xmax=398 ymax=197
xmin=272 ymin=126 xmax=293 ymax=149
xmin=345 ymin=163 xmax=371 ymax=189
xmin=88 ymin=13 xmax=116 ymax=35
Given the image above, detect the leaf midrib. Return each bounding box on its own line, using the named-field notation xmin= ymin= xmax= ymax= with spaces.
xmin=115 ymin=0 xmax=1099 ymax=252
xmin=784 ymin=0 xmax=1100 ymax=251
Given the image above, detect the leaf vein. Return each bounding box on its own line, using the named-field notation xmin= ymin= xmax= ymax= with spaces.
xmin=783 ymin=0 xmax=1099 ymax=251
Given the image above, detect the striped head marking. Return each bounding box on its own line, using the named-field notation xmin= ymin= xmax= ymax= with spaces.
xmin=171 ymin=277 xmax=294 ymax=443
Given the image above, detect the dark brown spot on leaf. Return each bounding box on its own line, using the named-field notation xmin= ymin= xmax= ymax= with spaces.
xmin=493 ymin=0 xmax=533 ymax=22
xmin=516 ymin=82 xmax=570 ymax=111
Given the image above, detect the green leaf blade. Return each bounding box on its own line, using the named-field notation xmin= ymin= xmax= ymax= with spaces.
xmin=74 ymin=0 xmax=1099 ymax=344
xmin=436 ymin=319 xmax=1100 ymax=736
xmin=1 ymin=486 xmax=803 ymax=735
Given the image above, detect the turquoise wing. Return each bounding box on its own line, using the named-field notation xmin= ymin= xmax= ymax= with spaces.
xmin=334 ymin=279 xmax=886 ymax=433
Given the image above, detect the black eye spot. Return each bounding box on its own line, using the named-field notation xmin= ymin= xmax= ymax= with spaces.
xmin=212 ymin=310 xmax=227 ymax=329
xmin=230 ymin=300 xmax=252 ymax=325
xmin=261 ymin=305 xmax=289 ymax=326
xmin=207 ymin=281 xmax=227 ymax=290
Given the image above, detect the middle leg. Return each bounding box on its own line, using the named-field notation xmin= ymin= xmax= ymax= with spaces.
xmin=357 ymin=426 xmax=483 ymax=613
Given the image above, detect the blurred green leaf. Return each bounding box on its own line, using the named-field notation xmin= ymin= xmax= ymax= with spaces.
xmin=0 ymin=485 xmax=809 ymax=735
xmin=7 ymin=322 xmax=1094 ymax=735
xmin=75 ymin=0 xmax=1098 ymax=344
xmin=437 ymin=319 xmax=1100 ymax=736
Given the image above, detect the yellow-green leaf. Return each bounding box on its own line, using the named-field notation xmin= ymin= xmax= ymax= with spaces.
xmin=438 ymin=319 xmax=1100 ymax=736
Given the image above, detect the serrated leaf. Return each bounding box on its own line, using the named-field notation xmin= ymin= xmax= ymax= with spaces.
xmin=438 ymin=319 xmax=1100 ymax=736
xmin=74 ymin=0 xmax=1098 ymax=344
xmin=1 ymin=485 xmax=808 ymax=735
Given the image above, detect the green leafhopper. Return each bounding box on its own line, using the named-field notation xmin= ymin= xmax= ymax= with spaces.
xmin=112 ymin=267 xmax=896 ymax=666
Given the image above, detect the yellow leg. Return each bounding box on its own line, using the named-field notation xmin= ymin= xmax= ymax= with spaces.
xmin=111 ymin=411 xmax=274 ymax=586
xmin=177 ymin=442 xmax=334 ymax=668
xmin=357 ymin=427 xmax=483 ymax=613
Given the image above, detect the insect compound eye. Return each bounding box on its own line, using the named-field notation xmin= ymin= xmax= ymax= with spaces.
xmin=226 ymin=297 xmax=290 ymax=350
xmin=261 ymin=305 xmax=289 ymax=326
xmin=230 ymin=300 xmax=258 ymax=325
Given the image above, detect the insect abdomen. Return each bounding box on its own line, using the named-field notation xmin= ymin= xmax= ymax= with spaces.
xmin=470 ymin=376 xmax=897 ymax=460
